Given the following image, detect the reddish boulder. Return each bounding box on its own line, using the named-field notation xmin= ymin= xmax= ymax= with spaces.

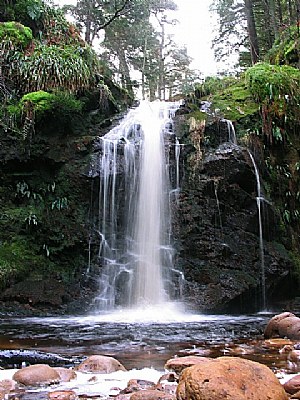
xmin=264 ymin=312 xmax=300 ymax=340
xmin=120 ymin=379 xmax=155 ymax=394
xmin=176 ymin=356 xmax=288 ymax=400
xmin=264 ymin=339 xmax=294 ymax=349
xmin=48 ymin=390 xmax=77 ymax=399
xmin=130 ymin=389 xmax=175 ymax=400
xmin=53 ymin=367 xmax=77 ymax=382
xmin=13 ymin=364 xmax=60 ymax=386
xmin=165 ymin=356 xmax=212 ymax=374
xmin=75 ymin=355 xmax=126 ymax=373
xmin=0 ymin=379 xmax=17 ymax=392
xmin=283 ymin=374 xmax=300 ymax=394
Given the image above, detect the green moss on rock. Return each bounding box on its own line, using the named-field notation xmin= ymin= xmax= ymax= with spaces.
xmin=210 ymin=82 xmax=259 ymax=121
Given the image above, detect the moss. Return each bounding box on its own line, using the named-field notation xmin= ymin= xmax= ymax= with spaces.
xmin=188 ymin=110 xmax=208 ymax=122
xmin=246 ymin=62 xmax=300 ymax=127
xmin=289 ymin=251 xmax=300 ymax=279
xmin=195 ymin=76 xmax=238 ymax=98
xmin=0 ymin=238 xmax=46 ymax=290
xmin=0 ymin=21 xmax=32 ymax=48
xmin=210 ymin=82 xmax=259 ymax=121
xmin=22 ymin=90 xmax=55 ymax=112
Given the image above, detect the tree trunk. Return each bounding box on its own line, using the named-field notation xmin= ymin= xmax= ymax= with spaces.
xmin=269 ymin=0 xmax=279 ymax=39
xmin=118 ymin=46 xmax=134 ymax=98
xmin=142 ymin=36 xmax=148 ymax=100
xmin=157 ymin=16 xmax=166 ymax=100
xmin=261 ymin=0 xmax=274 ymax=48
xmin=84 ymin=1 xmax=93 ymax=44
xmin=244 ymin=0 xmax=260 ymax=64
xmin=276 ymin=0 xmax=283 ymax=25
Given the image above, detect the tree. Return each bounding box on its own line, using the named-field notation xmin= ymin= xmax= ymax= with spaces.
xmin=63 ymin=0 xmax=131 ymax=44
xmin=101 ymin=0 xmax=182 ymax=99
xmin=212 ymin=0 xmax=300 ymax=68
xmin=244 ymin=0 xmax=259 ymax=64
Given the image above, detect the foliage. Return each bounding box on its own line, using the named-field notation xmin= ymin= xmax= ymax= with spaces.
xmin=0 ymin=238 xmax=44 ymax=290
xmin=0 ymin=22 xmax=33 ymax=48
xmin=211 ymin=0 xmax=246 ymax=65
xmin=195 ymin=76 xmax=238 ymax=98
xmin=13 ymin=0 xmax=45 ymax=22
xmin=267 ymin=26 xmax=300 ymax=67
xmin=63 ymin=0 xmax=133 ymax=44
xmin=9 ymin=44 xmax=94 ymax=93
xmin=212 ymin=0 xmax=300 ymax=69
xmin=0 ymin=0 xmax=45 ymax=24
xmin=6 ymin=90 xmax=83 ymax=138
xmin=246 ymin=62 xmax=300 ymax=134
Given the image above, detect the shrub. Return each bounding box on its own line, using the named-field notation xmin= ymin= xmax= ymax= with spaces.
xmin=0 ymin=22 xmax=32 ymax=48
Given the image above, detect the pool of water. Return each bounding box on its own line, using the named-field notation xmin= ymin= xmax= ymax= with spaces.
xmin=0 ymin=306 xmax=285 ymax=371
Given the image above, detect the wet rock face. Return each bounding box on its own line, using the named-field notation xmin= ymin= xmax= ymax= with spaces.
xmin=174 ymin=120 xmax=293 ymax=313
xmin=0 ymin=279 xmax=71 ymax=306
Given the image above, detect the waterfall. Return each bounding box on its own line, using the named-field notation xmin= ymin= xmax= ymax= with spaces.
xmin=248 ymin=151 xmax=266 ymax=310
xmin=92 ymin=101 xmax=182 ymax=310
xmin=222 ymin=119 xmax=237 ymax=144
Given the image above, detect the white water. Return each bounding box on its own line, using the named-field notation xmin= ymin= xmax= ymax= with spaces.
xmin=93 ymin=101 xmax=183 ymax=310
xmin=133 ymin=105 xmax=167 ymax=305
xmin=223 ymin=118 xmax=237 ymax=145
xmin=248 ymin=151 xmax=266 ymax=310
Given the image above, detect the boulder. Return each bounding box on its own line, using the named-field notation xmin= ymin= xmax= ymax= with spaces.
xmin=264 ymin=338 xmax=293 ymax=348
xmin=48 ymin=390 xmax=78 ymax=399
xmin=75 ymin=355 xmax=126 ymax=373
xmin=176 ymin=356 xmax=288 ymax=400
xmin=53 ymin=367 xmax=77 ymax=382
xmin=13 ymin=364 xmax=60 ymax=386
xmin=0 ymin=379 xmax=17 ymax=392
xmin=156 ymin=373 xmax=178 ymax=396
xmin=283 ymin=374 xmax=300 ymax=394
xmin=288 ymin=349 xmax=300 ymax=363
xmin=264 ymin=312 xmax=300 ymax=340
xmin=164 ymin=356 xmax=212 ymax=374
xmin=120 ymin=379 xmax=155 ymax=394
xmin=130 ymin=389 xmax=175 ymax=400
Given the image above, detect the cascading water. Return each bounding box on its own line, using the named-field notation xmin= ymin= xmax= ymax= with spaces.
xmin=248 ymin=151 xmax=266 ymax=310
xmin=91 ymin=101 xmax=183 ymax=311
xmin=222 ymin=119 xmax=266 ymax=309
xmin=222 ymin=118 xmax=237 ymax=145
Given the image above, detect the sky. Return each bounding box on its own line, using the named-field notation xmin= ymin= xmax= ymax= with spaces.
xmin=171 ymin=0 xmax=218 ymax=76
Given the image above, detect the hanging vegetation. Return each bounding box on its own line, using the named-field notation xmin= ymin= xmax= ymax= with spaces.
xmin=10 ymin=44 xmax=93 ymax=93
xmin=246 ymin=62 xmax=300 ymax=141
xmin=267 ymin=26 xmax=300 ymax=67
